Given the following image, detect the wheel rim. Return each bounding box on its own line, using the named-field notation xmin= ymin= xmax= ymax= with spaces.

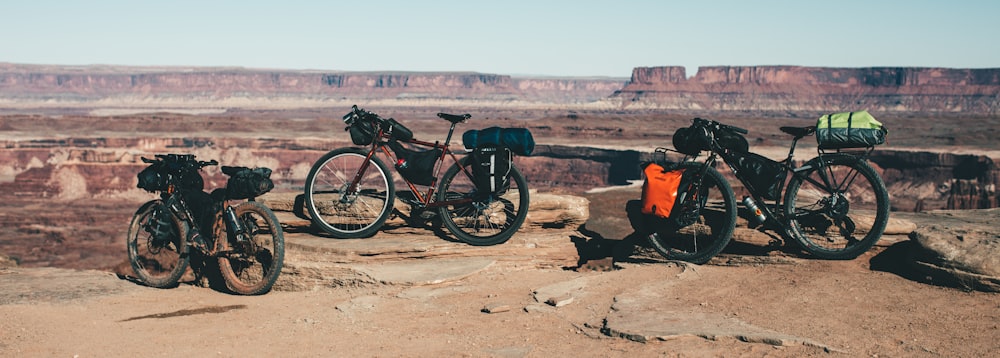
xmin=128 ymin=203 xmax=185 ymax=285
xmin=439 ymin=164 xmax=527 ymax=242
xmin=789 ymin=163 xmax=882 ymax=253
xmin=308 ymin=153 xmax=391 ymax=234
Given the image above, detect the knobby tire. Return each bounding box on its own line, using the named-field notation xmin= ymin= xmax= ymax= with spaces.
xmin=215 ymin=201 xmax=285 ymax=295
xmin=783 ymin=154 xmax=889 ymax=260
xmin=646 ymin=162 xmax=737 ymax=264
xmin=126 ymin=199 xmax=190 ymax=288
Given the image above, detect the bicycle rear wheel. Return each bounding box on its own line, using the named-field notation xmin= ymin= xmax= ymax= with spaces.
xmin=305 ymin=148 xmax=395 ymax=238
xmin=436 ymin=159 xmax=529 ymax=246
xmin=126 ymin=199 xmax=190 ymax=288
xmin=783 ymin=153 xmax=889 ymax=260
xmin=647 ymin=162 xmax=737 ymax=264
xmin=215 ymin=201 xmax=285 ymax=295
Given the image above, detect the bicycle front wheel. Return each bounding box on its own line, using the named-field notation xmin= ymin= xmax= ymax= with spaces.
xmin=436 ymin=160 xmax=529 ymax=246
xmin=215 ymin=201 xmax=285 ymax=295
xmin=646 ymin=162 xmax=737 ymax=264
xmin=126 ymin=199 xmax=190 ymax=288
xmin=305 ymin=148 xmax=395 ymax=238
xmin=783 ymin=154 xmax=889 ymax=260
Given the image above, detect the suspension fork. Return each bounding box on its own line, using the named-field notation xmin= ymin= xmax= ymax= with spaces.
xmin=223 ymin=204 xmax=248 ymax=241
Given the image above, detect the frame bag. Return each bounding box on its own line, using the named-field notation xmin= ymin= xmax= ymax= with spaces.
xmin=732 ymin=152 xmax=785 ymax=201
xmin=388 ymin=141 xmax=441 ymax=186
xmin=816 ymin=110 xmax=887 ymax=149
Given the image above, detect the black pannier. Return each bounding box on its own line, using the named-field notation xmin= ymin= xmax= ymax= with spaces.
xmin=224 ymin=166 xmax=274 ymax=199
xmin=732 ymin=152 xmax=785 ymax=200
xmin=388 ymin=141 xmax=441 ymax=186
xmin=470 ymin=143 xmax=512 ymax=195
xmin=463 ymin=127 xmax=535 ymax=156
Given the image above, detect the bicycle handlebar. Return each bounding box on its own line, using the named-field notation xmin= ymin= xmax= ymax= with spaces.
xmin=693 ymin=117 xmax=749 ymax=135
xmin=141 ymin=155 xmax=218 ymax=169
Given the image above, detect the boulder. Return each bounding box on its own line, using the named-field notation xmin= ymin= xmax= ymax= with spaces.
xmin=908 ymin=209 xmax=1000 ymax=292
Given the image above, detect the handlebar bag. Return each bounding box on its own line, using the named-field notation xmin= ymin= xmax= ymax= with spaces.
xmin=463 ymin=127 xmax=535 ymax=156
xmin=136 ymin=159 xmax=204 ymax=192
xmin=641 ymin=162 xmax=685 ymax=219
xmin=816 ymin=110 xmax=887 ymax=149
xmin=226 ymin=167 xmax=274 ymax=199
xmin=137 ymin=164 xmax=168 ymax=192
xmin=349 ymin=117 xmax=377 ymax=145
xmin=672 ymin=126 xmax=711 ymax=155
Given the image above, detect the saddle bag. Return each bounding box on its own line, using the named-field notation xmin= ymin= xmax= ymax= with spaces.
xmin=388 ymin=141 xmax=441 ymax=186
xmin=225 ymin=167 xmax=275 ymax=199
xmin=816 ymin=110 xmax=887 ymax=149
xmin=463 ymin=127 xmax=535 ymax=156
xmin=641 ymin=162 xmax=685 ymax=219
xmin=470 ymin=143 xmax=512 ymax=195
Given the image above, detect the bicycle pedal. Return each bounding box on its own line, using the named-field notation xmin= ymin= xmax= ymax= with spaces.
xmin=419 ymin=211 xmax=437 ymax=219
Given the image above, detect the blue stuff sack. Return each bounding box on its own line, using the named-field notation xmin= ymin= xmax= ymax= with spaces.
xmin=462 ymin=127 xmax=535 ymax=156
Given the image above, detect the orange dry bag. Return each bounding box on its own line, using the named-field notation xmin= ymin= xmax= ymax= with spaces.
xmin=641 ymin=163 xmax=684 ymax=218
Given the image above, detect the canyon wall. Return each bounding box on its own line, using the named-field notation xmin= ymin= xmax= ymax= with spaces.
xmin=0 ymin=63 xmax=625 ymax=107
xmin=1 ymin=137 xmax=995 ymax=212
xmin=3 ymin=63 xmax=999 ymax=115
xmin=614 ymin=66 xmax=1000 ymax=115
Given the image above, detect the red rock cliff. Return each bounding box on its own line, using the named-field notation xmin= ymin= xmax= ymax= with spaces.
xmin=614 ymin=66 xmax=1000 ymax=115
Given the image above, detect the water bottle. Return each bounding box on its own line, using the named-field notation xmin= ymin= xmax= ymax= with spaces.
xmin=742 ymin=196 xmax=767 ymax=224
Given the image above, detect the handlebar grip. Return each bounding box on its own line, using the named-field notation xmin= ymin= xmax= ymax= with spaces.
xmin=730 ymin=125 xmax=749 ymax=134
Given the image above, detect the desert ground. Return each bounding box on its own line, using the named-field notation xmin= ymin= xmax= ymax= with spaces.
xmin=1 ymin=110 xmax=999 ymax=357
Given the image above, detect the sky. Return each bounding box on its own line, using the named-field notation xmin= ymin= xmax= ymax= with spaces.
xmin=1 ymin=0 xmax=998 ymax=78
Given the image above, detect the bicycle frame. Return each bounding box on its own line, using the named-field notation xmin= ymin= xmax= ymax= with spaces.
xmin=349 ymin=120 xmax=475 ymax=209
xmin=691 ymin=129 xmax=874 ymax=229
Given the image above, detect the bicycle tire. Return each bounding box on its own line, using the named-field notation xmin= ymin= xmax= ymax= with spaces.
xmin=215 ymin=201 xmax=285 ymax=295
xmin=305 ymin=147 xmax=395 ymax=238
xmin=646 ymin=162 xmax=737 ymax=264
xmin=126 ymin=199 xmax=190 ymax=288
xmin=783 ymin=153 xmax=890 ymax=260
xmin=436 ymin=159 xmax=530 ymax=246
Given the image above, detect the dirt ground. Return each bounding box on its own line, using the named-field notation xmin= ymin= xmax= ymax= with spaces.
xmin=1 ymin=191 xmax=998 ymax=357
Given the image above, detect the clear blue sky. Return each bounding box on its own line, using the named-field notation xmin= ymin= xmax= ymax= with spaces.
xmin=1 ymin=0 xmax=997 ymax=77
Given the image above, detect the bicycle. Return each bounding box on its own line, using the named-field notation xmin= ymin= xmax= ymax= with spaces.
xmin=645 ymin=117 xmax=890 ymax=264
xmin=127 ymin=154 xmax=285 ymax=295
xmin=304 ymin=105 xmax=530 ymax=246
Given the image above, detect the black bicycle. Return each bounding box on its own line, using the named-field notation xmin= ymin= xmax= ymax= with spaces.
xmin=645 ymin=118 xmax=890 ymax=264
xmin=127 ymin=154 xmax=284 ymax=295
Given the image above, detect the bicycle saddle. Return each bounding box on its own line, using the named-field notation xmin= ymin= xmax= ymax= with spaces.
xmin=438 ymin=112 xmax=471 ymax=124
xmin=780 ymin=126 xmax=816 ymax=138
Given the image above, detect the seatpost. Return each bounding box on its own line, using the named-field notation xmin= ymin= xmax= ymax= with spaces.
xmin=786 ymin=136 xmax=802 ymax=163
xmin=444 ymin=122 xmax=458 ymax=146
